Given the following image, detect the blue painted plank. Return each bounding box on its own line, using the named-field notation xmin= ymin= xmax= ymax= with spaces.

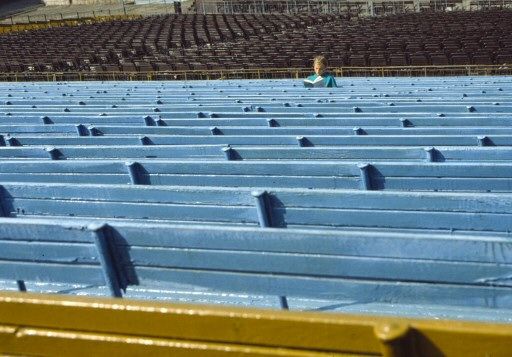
xmin=2 ymin=159 xmax=512 ymax=178
xmin=0 ymin=183 xmax=256 ymax=205
xmin=272 ymin=208 xmax=512 ymax=232
xmin=230 ymin=146 xmax=512 ymax=161
xmin=2 ymin=218 xmax=509 ymax=263
xmin=2 ymin=183 xmax=511 ymax=213
xmin=0 ymin=240 xmax=96 ymax=263
xmin=270 ymin=190 xmax=512 ymax=213
xmin=0 ymin=174 xmax=129 ymax=185
xmin=5 ymin=199 xmax=259 ymax=224
xmin=131 ymin=267 xmax=512 ymax=308
xmin=0 ymin=145 xmax=226 ymax=159
xmin=110 ymin=222 xmax=512 ymax=263
xmin=374 ymin=178 xmax=512 ymax=192
xmin=0 ymin=219 xmax=92 ymax=243
xmin=8 ymin=134 xmax=512 ymax=147
xmin=126 ymin=246 xmax=512 ymax=285
xmin=0 ymin=261 xmax=104 ymax=285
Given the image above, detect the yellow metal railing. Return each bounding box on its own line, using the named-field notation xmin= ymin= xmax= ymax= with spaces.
xmin=0 ymin=65 xmax=510 ymax=82
xmin=1 ymin=291 xmax=512 ymax=356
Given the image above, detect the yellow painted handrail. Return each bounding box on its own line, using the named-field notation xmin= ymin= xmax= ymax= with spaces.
xmin=0 ymin=292 xmax=511 ymax=356
xmin=0 ymin=64 xmax=510 ymax=82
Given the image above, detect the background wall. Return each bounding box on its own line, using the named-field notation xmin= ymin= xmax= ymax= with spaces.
xmin=43 ymin=0 xmax=124 ymax=5
xmin=0 ymin=0 xmax=42 ymax=16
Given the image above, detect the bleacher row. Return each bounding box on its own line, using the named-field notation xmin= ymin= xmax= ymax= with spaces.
xmin=1 ymin=76 xmax=512 ymax=322
xmin=1 ymin=10 xmax=512 ymax=73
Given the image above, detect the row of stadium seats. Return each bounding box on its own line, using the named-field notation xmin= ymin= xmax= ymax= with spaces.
xmin=1 ymin=76 xmax=512 ymax=322
xmin=0 ymin=10 xmax=511 ymax=72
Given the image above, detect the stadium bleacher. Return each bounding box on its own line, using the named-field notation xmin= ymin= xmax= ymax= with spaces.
xmin=1 ymin=76 xmax=512 ymax=325
xmin=2 ymin=2 xmax=512 ymax=353
xmin=0 ymin=10 xmax=511 ymax=73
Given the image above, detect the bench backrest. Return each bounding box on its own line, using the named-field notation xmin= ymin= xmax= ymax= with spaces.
xmin=0 ymin=219 xmax=125 ymax=297
xmin=3 ymin=134 xmax=512 ymax=147
xmin=1 ymin=183 xmax=511 ymax=232
xmin=6 ymin=124 xmax=512 ymax=136
xmin=1 ymin=159 xmax=512 ymax=192
xmin=2 ymin=145 xmax=512 ymax=161
xmin=1 ymin=218 xmax=512 ymax=309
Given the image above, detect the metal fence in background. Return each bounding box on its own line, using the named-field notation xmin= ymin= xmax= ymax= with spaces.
xmin=0 ymin=65 xmax=510 ymax=82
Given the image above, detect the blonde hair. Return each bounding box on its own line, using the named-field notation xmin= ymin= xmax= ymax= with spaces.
xmin=313 ymin=55 xmax=328 ymax=68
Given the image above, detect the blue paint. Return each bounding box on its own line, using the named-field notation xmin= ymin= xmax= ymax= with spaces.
xmin=0 ymin=77 xmax=512 ymax=321
xmin=424 ymin=147 xmax=439 ymax=162
xmin=16 ymin=280 xmax=26 ymax=292
xmin=125 ymin=162 xmax=147 ymax=185
xmin=89 ymin=224 xmax=123 ymax=298
xmin=75 ymin=124 xmax=89 ymax=137
xmin=358 ymin=163 xmax=373 ymax=190
xmin=46 ymin=147 xmax=62 ymax=160
xmin=252 ymin=191 xmax=272 ymax=228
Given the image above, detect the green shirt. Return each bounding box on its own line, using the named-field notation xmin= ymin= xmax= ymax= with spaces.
xmin=305 ymin=73 xmax=337 ymax=88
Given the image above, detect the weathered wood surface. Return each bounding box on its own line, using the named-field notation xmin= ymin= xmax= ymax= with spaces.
xmin=1 ymin=77 xmax=512 ymax=320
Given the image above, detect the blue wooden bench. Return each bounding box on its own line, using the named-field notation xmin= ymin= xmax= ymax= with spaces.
xmin=2 ymin=116 xmax=512 ymax=128
xmin=0 ymin=218 xmax=125 ymax=298
xmin=2 ymin=144 xmax=512 ymax=161
xmin=4 ymin=124 xmax=512 ymax=137
xmin=225 ymin=146 xmax=512 ymax=162
xmin=1 ymin=159 xmax=512 ymax=192
xmin=1 ymin=217 xmax=512 ymax=313
xmin=1 ymin=183 xmax=511 ymax=232
xmin=1 ymin=76 xmax=512 ymax=322
xmin=3 ymin=134 xmax=512 ymax=147
xmin=11 ymin=104 xmax=508 ymax=116
xmin=0 ymin=145 xmax=226 ymax=160
xmin=56 ymin=126 xmax=512 ymax=137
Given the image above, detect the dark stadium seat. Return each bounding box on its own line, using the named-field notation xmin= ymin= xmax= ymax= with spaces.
xmin=1 ymin=10 xmax=510 ymax=72
xmin=409 ymin=53 xmax=430 ymax=65
xmin=369 ymin=55 xmax=387 ymax=66
xmin=388 ymin=54 xmax=408 ymax=66
xmin=348 ymin=54 xmax=367 ymax=66
xmin=450 ymin=53 xmax=471 ymax=65
xmin=430 ymin=53 xmax=450 ymax=65
xmin=472 ymin=53 xmax=495 ymax=65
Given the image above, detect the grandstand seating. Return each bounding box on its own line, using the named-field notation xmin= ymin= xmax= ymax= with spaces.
xmin=1 ymin=160 xmax=512 ymax=191
xmin=1 ymin=76 xmax=512 ymax=323
xmin=0 ymin=73 xmax=512 ymax=321
xmin=4 ymin=213 xmax=512 ymax=307
xmin=1 ymin=10 xmax=512 ymax=72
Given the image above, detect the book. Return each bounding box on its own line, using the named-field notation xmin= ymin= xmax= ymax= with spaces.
xmin=303 ymin=76 xmax=325 ymax=88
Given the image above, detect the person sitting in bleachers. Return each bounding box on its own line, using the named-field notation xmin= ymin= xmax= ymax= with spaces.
xmin=304 ymin=55 xmax=337 ymax=88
